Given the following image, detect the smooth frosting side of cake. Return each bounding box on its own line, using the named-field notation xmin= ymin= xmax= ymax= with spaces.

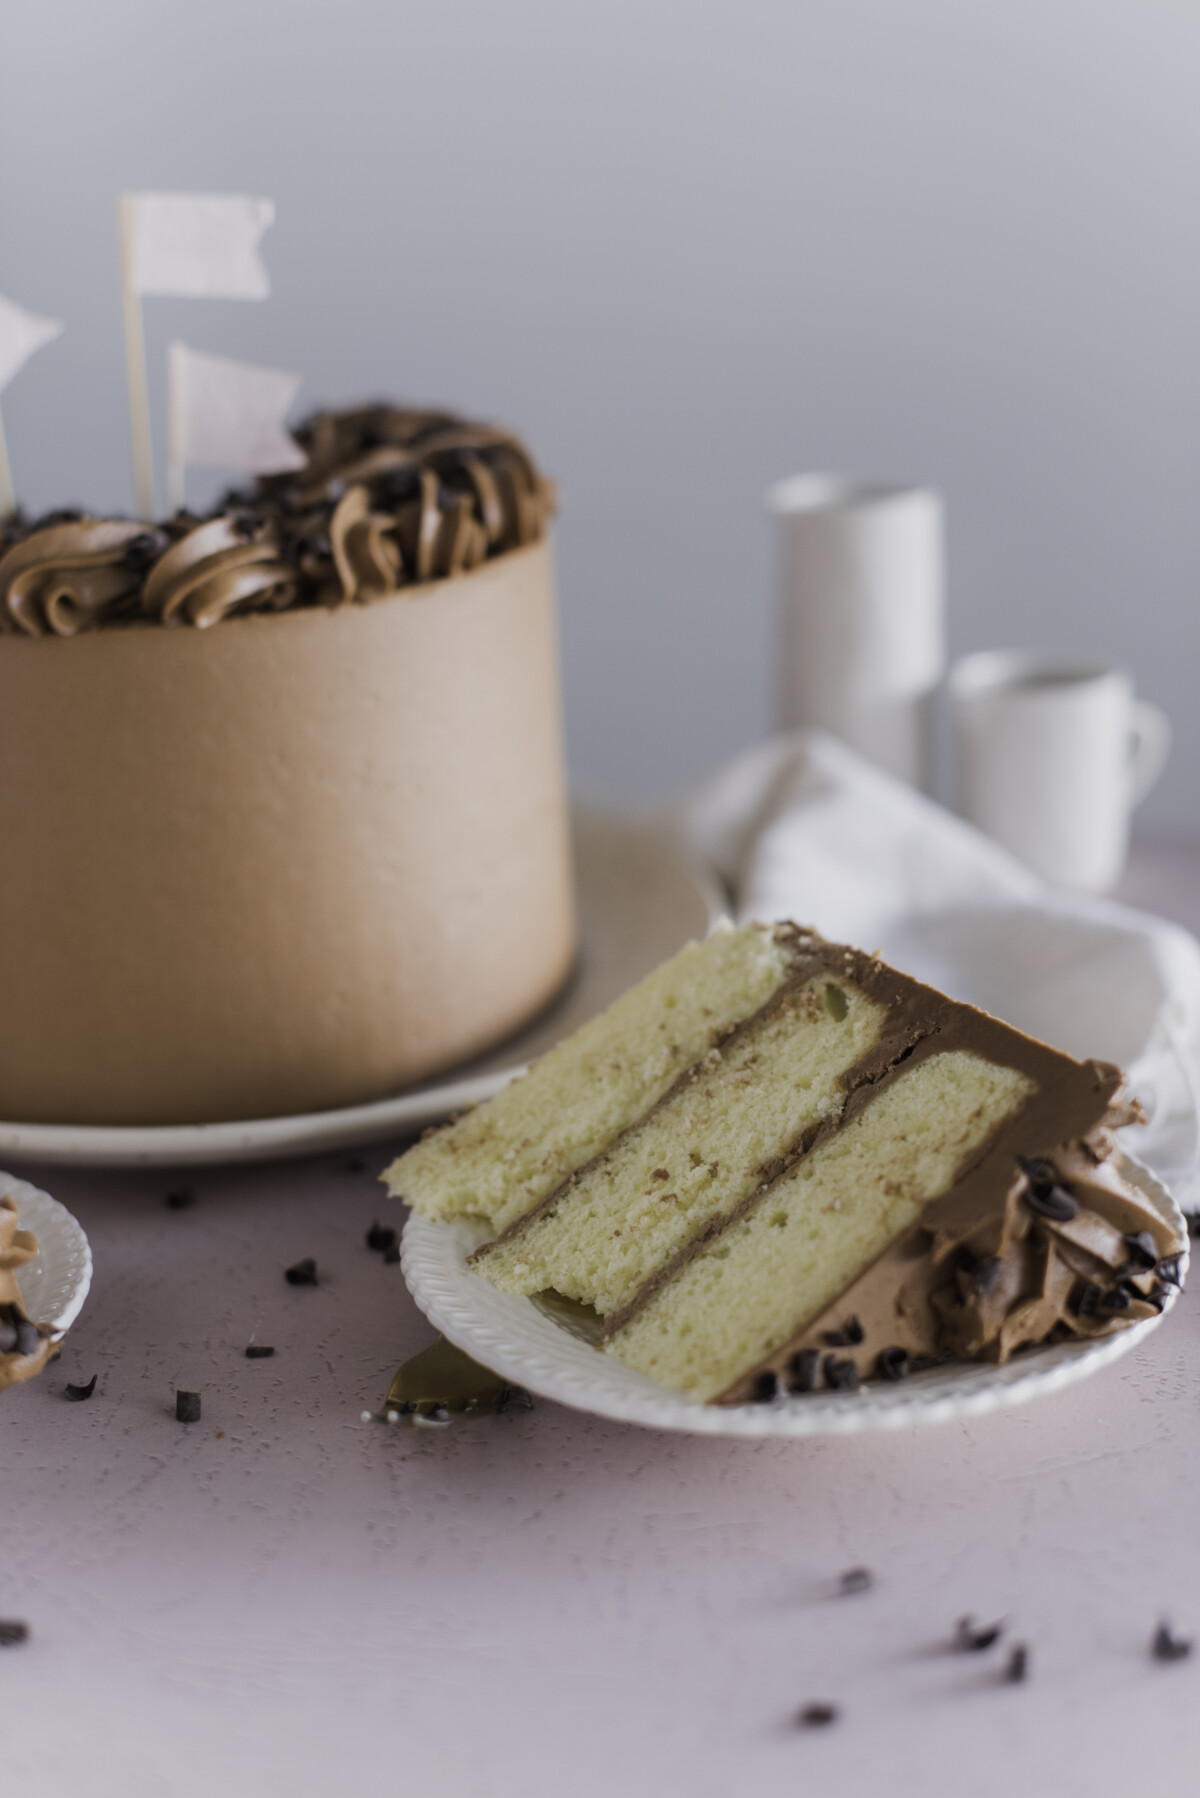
xmin=0 ymin=537 xmax=574 ymax=1124
xmin=604 ymin=1051 xmax=1035 ymax=1400
xmin=385 ymin=923 xmax=801 ymax=1233
xmin=0 ymin=1197 xmax=56 ymax=1393
xmin=473 ymin=972 xmax=888 ymax=1313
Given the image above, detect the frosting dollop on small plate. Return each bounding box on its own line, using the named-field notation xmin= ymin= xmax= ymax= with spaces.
xmin=399 ymin=1152 xmax=1186 ymax=1437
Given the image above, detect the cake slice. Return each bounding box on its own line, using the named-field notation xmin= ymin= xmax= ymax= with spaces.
xmin=385 ymin=923 xmax=1185 ymax=1403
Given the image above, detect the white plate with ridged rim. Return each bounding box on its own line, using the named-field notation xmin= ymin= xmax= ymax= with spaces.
xmin=400 ymin=1152 xmax=1187 ymax=1437
xmin=2 ymin=1172 xmax=93 ymax=1343
xmin=0 ymin=809 xmax=725 ymax=1171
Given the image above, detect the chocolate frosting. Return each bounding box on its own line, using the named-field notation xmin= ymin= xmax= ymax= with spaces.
xmin=0 ymin=406 xmax=555 ymax=634
xmin=0 ymin=1196 xmax=56 ymax=1393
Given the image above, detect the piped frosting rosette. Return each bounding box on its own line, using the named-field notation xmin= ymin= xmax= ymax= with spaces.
xmin=0 ymin=405 xmax=556 ymax=633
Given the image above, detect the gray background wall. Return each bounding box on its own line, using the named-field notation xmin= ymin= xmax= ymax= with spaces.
xmin=2 ymin=0 xmax=1197 ymax=822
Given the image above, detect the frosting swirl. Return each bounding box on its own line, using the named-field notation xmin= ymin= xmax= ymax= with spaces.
xmin=0 ymin=405 xmax=555 ymax=634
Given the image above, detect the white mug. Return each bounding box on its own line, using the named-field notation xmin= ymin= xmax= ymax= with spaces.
xmin=766 ymin=476 xmax=945 ymax=789
xmin=949 ymin=649 xmax=1171 ymax=891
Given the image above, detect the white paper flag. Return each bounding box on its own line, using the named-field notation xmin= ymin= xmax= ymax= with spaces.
xmin=0 ymin=294 xmax=63 ymax=394
xmin=122 ymin=193 xmax=275 ymax=300
xmin=168 ymin=342 xmax=305 ymax=475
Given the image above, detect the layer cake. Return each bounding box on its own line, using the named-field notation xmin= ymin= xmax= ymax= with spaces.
xmin=0 ymin=406 xmax=574 ymax=1125
xmin=387 ymin=923 xmax=1185 ymax=1403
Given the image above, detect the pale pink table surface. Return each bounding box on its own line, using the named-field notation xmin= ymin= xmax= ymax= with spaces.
xmin=6 ymin=836 xmax=1200 ymax=1798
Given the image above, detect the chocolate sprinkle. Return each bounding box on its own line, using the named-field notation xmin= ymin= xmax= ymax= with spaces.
xmin=175 ymin=1390 xmax=201 ymax=1423
xmin=1072 ymin=1282 xmax=1102 ymax=1318
xmin=285 ymin=1258 xmax=318 ymax=1286
xmin=787 ymin=1348 xmax=822 ymax=1394
xmin=823 ymin=1355 xmax=859 ymax=1392
xmin=496 ymin=1383 xmax=535 ymax=1413
xmin=839 ymin=1567 xmax=873 ymax=1596
xmin=875 ymin=1346 xmax=910 ymax=1382
xmin=796 ymin=1702 xmax=838 ymax=1728
xmin=1023 ymin=1182 xmax=1078 ymax=1223
xmin=1004 ymin=1644 xmax=1029 ymax=1683
xmin=245 ymin=1345 xmax=275 ymax=1359
xmin=0 ymin=1621 xmax=29 ymax=1646
xmin=1123 ymin=1230 xmax=1159 ymax=1271
xmin=165 ymin=1189 xmax=196 ymax=1210
xmin=822 ymin=1316 xmax=864 ymax=1347
xmin=1153 ymin=1622 xmax=1193 ymax=1663
xmin=366 ymin=1221 xmax=397 ymax=1253
xmin=954 ymin=1615 xmax=1004 ymax=1653
xmin=64 ymin=1375 xmax=97 ymax=1401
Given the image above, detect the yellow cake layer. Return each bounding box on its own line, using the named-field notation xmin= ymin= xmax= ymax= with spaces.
xmin=605 ymin=1050 xmax=1035 ymax=1400
xmin=385 ymin=923 xmax=797 ymax=1233
xmin=476 ymin=974 xmax=885 ymax=1313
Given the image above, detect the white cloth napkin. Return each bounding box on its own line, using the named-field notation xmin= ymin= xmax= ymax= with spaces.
xmin=664 ymin=731 xmax=1200 ymax=1211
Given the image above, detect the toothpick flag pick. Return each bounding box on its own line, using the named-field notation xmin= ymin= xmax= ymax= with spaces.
xmin=0 ymin=293 xmax=63 ymax=518
xmin=166 ymin=342 xmax=304 ymax=514
xmin=119 ymin=192 xmax=276 ymax=519
xmin=122 ymin=194 xmax=274 ymax=300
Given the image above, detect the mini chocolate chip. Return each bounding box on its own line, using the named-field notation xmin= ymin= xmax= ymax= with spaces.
xmin=245 ymin=1345 xmax=275 ymax=1359
xmin=0 ymin=1621 xmax=29 ymax=1646
xmin=0 ymin=1322 xmax=16 ymax=1353
xmin=1158 ymin=1255 xmax=1184 ymax=1288
xmin=875 ymin=1346 xmax=910 ymax=1382
xmin=165 ymin=1189 xmax=196 ymax=1210
xmin=1123 ymin=1230 xmax=1159 ymax=1271
xmin=1024 ymin=1183 xmax=1078 ymax=1223
xmin=823 ymin=1355 xmax=859 ymax=1392
xmin=954 ymin=1615 xmax=1004 ymax=1653
xmin=973 ymin=1256 xmax=1002 ymax=1295
xmin=175 ymin=1390 xmax=201 ymax=1423
xmin=750 ymin=1370 xmax=779 ymax=1403
xmin=1153 ymin=1622 xmax=1193 ymax=1663
xmin=383 ymin=1243 xmax=401 ymax=1265
xmin=14 ymin=1319 xmax=40 ymax=1357
xmin=839 ymin=1567 xmax=873 ymax=1596
xmin=64 ymin=1375 xmax=97 ymax=1401
xmin=285 ymin=1258 xmax=318 ymax=1286
xmin=787 ymin=1348 xmax=821 ymax=1394
xmin=365 ymin=1221 xmax=397 ymax=1253
xmin=796 ymin=1702 xmax=838 ymax=1728
xmin=822 ymin=1316 xmax=864 ymax=1348
xmin=1099 ymin=1286 xmax=1132 ymax=1311
xmin=1004 ymin=1644 xmax=1029 ymax=1683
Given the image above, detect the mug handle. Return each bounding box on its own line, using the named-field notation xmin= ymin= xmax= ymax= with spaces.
xmin=1130 ymin=700 xmax=1171 ymax=806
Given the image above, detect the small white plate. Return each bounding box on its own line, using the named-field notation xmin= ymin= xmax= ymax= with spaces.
xmin=0 ymin=810 xmax=723 ymax=1170
xmin=400 ymin=1153 xmax=1186 ymax=1437
xmin=4 ymin=1172 xmax=93 ymax=1338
